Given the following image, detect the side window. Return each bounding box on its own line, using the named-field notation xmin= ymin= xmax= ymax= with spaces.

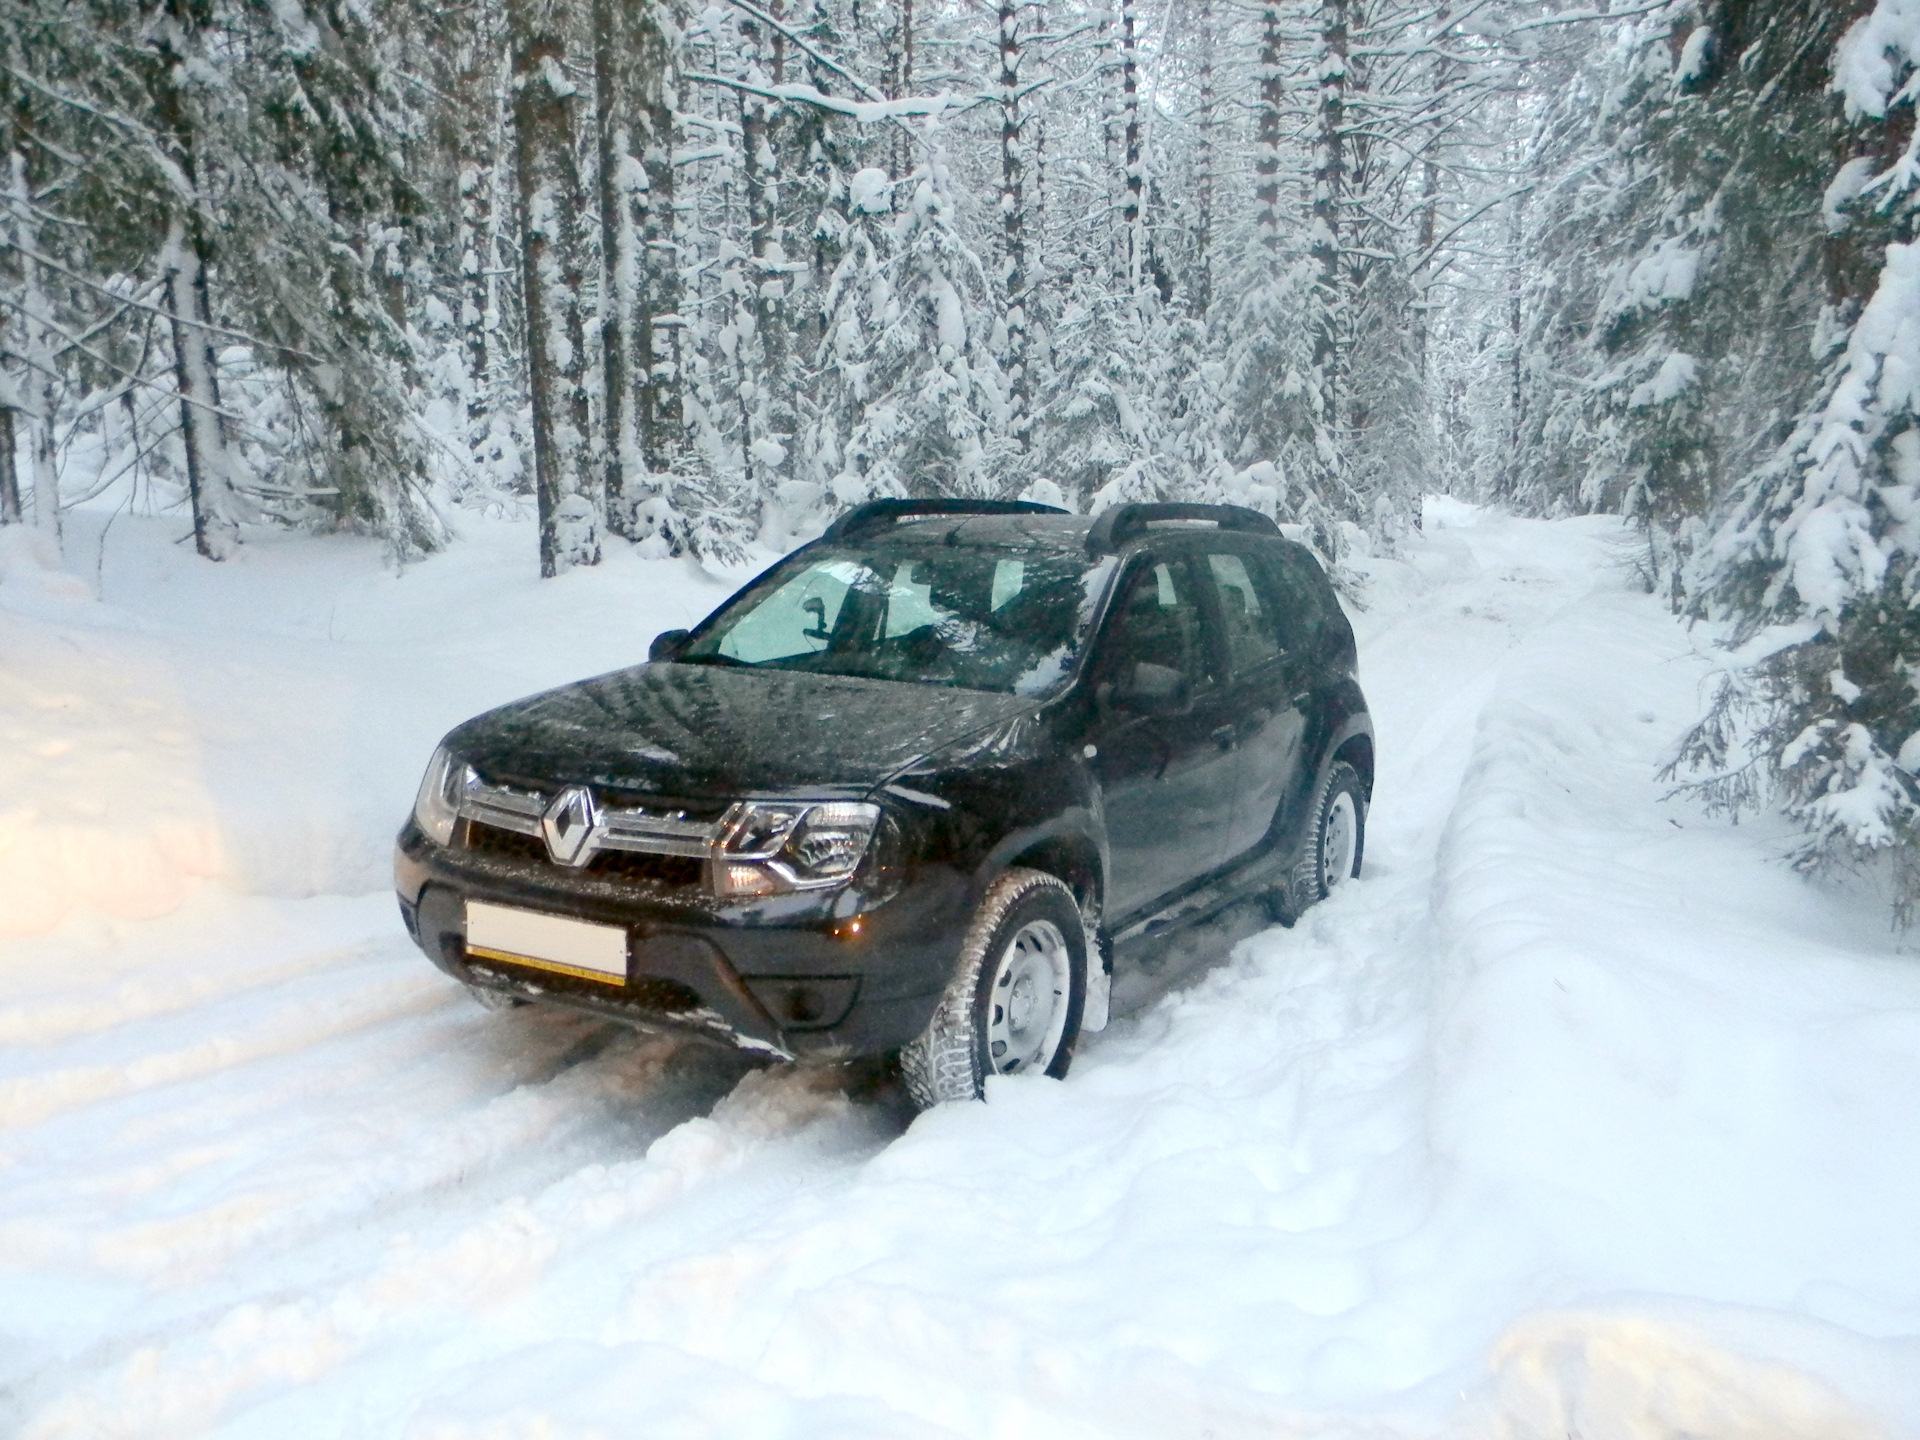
xmin=1259 ymin=547 xmax=1328 ymax=655
xmin=1205 ymin=551 xmax=1283 ymax=674
xmin=1103 ymin=558 xmax=1210 ymax=694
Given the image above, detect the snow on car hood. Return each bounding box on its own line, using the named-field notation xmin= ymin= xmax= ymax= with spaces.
xmin=444 ymin=660 xmax=1042 ymax=798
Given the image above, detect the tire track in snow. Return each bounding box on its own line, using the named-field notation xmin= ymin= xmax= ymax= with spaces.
xmin=10 ymin=1063 xmax=886 ymax=1440
xmin=0 ymin=961 xmax=445 ymax=1134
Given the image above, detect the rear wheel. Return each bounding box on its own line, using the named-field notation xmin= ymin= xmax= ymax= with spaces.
xmin=1271 ymin=759 xmax=1366 ymax=924
xmin=901 ymin=868 xmax=1087 ymax=1108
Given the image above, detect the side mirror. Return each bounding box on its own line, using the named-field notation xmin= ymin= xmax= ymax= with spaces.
xmin=1117 ymin=661 xmax=1189 ymax=715
xmin=649 ymin=628 xmax=690 ymax=662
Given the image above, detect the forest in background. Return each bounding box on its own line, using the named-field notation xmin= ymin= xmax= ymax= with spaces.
xmin=7 ymin=0 xmax=1920 ymax=921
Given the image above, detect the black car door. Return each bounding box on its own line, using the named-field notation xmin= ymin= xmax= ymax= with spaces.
xmin=1195 ymin=543 xmax=1309 ymax=864
xmin=1087 ymin=553 xmax=1240 ymax=920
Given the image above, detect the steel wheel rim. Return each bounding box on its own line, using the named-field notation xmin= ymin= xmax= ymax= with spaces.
xmin=1322 ymin=791 xmax=1357 ymax=892
xmin=986 ymin=918 xmax=1071 ymax=1075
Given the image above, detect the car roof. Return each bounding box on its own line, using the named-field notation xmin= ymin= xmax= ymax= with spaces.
xmin=866 ymin=511 xmax=1297 ymax=557
xmin=870 ymin=512 xmax=1098 ymax=550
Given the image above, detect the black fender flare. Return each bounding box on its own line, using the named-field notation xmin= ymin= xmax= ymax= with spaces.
xmin=974 ymin=805 xmax=1106 ymax=920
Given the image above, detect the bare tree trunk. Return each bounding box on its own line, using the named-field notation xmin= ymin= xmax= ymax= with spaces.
xmin=1 ymin=158 xmax=31 ymax=529
xmin=1031 ymin=113 xmax=1048 ymax=377
xmin=999 ymin=0 xmax=1030 ymax=451
xmin=1192 ymin=0 xmax=1215 ymax=317
xmin=509 ymin=0 xmax=600 ymax=576
xmin=143 ymin=4 xmax=242 ymax=560
xmin=460 ymin=158 xmax=496 ymax=450
xmin=0 ymin=403 xmax=17 ymax=526
xmin=8 ymin=152 xmax=64 ymax=545
xmin=738 ymin=2 xmax=790 ymax=531
xmin=898 ymin=0 xmax=915 ymax=177
xmin=1096 ymin=4 xmax=1119 ymax=276
xmin=1508 ymin=188 xmax=1524 ymax=457
xmin=1412 ymin=3 xmax=1451 ymax=386
xmin=1310 ymin=0 xmax=1349 ymax=472
xmin=1119 ymin=0 xmax=1144 ymax=305
xmin=0 ymin=131 xmax=19 ymax=527
xmin=737 ymin=79 xmax=764 ymax=499
xmin=160 ymin=211 xmax=240 ymax=560
xmin=1415 ymin=153 xmax=1438 ymax=381
xmin=881 ymin=0 xmax=915 ymax=177
xmin=632 ymin=0 xmax=684 ymax=491
xmin=457 ymin=17 xmax=508 ymax=473
xmin=1255 ymin=1 xmax=1283 ymax=267
xmin=593 ymin=0 xmax=635 ymax=531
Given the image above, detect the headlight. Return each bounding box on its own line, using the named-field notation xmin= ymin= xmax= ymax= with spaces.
xmin=412 ymin=745 xmax=469 ymax=847
xmin=715 ymin=801 xmax=881 ymax=897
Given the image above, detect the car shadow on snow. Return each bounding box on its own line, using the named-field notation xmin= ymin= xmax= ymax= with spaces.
xmin=452 ymin=898 xmax=1282 ymax=1146
xmin=458 ymin=995 xmax=923 ymax=1142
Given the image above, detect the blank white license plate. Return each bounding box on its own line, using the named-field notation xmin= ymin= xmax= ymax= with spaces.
xmin=465 ymin=901 xmax=628 ymax=986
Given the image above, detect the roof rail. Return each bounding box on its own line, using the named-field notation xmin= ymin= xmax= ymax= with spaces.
xmin=1085 ymin=502 xmax=1280 ymax=554
xmin=821 ymin=497 xmax=1068 ymax=544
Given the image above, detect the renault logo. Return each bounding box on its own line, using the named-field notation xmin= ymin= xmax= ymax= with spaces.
xmin=541 ymin=784 xmax=601 ymax=867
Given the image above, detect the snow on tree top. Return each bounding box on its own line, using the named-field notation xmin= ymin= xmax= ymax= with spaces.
xmin=850 ymin=168 xmax=894 ymax=216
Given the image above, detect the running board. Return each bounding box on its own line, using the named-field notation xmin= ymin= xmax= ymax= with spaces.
xmin=1109 ymin=847 xmax=1289 ymax=956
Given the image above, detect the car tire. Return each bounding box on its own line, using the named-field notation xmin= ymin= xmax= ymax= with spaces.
xmin=900 ymin=867 xmax=1087 ymax=1108
xmin=1271 ymin=759 xmax=1366 ymax=925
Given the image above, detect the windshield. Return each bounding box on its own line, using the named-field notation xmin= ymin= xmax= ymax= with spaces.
xmin=680 ymin=544 xmax=1118 ymax=695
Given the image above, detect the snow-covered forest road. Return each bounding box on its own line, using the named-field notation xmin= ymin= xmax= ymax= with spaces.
xmin=3 ymin=508 xmax=1919 ymax=1439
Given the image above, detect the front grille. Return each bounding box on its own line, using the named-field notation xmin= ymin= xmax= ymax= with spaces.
xmin=599 ymin=792 xmax=733 ymax=824
xmin=588 ymin=849 xmax=705 ymax=888
xmin=463 ymin=819 xmax=707 ymax=890
xmin=464 ymin=821 xmax=548 ymax=864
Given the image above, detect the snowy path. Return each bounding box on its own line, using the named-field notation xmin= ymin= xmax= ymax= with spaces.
xmin=3 ymin=510 xmax=1919 ymax=1438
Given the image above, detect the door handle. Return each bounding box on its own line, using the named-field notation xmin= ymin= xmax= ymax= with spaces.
xmin=1211 ymin=724 xmax=1236 ymax=750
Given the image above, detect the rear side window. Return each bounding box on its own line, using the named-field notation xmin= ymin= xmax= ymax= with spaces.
xmin=1260 ymin=547 xmax=1332 ymax=655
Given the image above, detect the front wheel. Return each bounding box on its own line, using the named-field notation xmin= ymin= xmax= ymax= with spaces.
xmin=1271 ymin=759 xmax=1366 ymax=924
xmin=900 ymin=868 xmax=1087 ymax=1108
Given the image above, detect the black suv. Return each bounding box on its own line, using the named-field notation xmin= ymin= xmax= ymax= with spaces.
xmin=395 ymin=500 xmax=1372 ymax=1105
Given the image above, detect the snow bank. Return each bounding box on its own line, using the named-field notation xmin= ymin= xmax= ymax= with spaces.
xmin=0 ymin=513 xmax=739 ymax=935
xmin=1419 ymin=522 xmax=1920 ymax=1427
xmin=0 ymin=609 xmax=227 ymax=936
xmin=0 ymin=526 xmax=92 ymax=603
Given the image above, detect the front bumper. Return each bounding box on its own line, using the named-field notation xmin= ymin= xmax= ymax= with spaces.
xmin=393 ymin=820 xmax=971 ymax=1058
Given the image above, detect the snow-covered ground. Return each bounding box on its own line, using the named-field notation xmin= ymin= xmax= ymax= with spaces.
xmin=3 ymin=503 xmax=1918 ymax=1439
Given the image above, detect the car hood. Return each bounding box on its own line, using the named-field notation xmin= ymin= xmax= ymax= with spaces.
xmin=445 ymin=662 xmax=1043 ymax=799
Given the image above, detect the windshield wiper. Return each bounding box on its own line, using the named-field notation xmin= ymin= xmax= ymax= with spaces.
xmin=676 ymin=652 xmax=750 ymax=668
